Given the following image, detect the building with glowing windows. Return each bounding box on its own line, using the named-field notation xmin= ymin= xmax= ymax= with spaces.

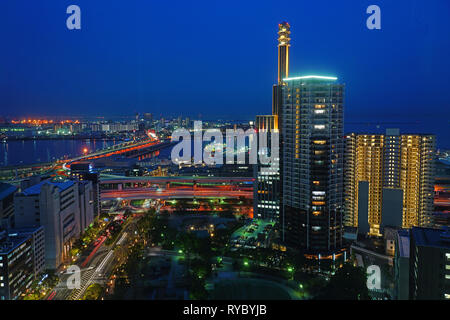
xmin=253 ymin=22 xmax=288 ymax=221
xmin=0 ymin=228 xmax=39 ymax=300
xmin=254 ymin=115 xmax=280 ymax=221
xmin=280 ymin=75 xmax=344 ymax=255
xmin=344 ymin=129 xmax=435 ymax=236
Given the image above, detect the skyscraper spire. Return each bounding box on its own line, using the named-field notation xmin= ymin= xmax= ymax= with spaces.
xmin=277 ymin=22 xmax=290 ymax=84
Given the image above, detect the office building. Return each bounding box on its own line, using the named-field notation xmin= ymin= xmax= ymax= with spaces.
xmin=280 ymin=75 xmax=344 ymax=255
xmin=7 ymin=226 xmax=45 ymax=278
xmin=14 ymin=179 xmax=86 ymax=269
xmin=393 ymin=229 xmax=410 ymax=300
xmin=254 ymin=23 xmax=288 ymax=222
xmin=344 ymin=130 xmax=435 ymax=236
xmin=254 ymin=115 xmax=280 ymax=221
xmin=0 ymin=182 xmax=17 ymax=229
xmin=71 ymin=162 xmax=100 ymax=218
xmin=0 ymin=230 xmax=35 ymax=300
xmin=78 ymin=181 xmax=95 ymax=233
xmin=409 ymin=227 xmax=450 ymax=300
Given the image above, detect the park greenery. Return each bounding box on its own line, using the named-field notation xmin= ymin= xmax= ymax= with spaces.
xmin=314 ymin=262 xmax=370 ymax=300
xmin=82 ymin=283 xmax=104 ymax=300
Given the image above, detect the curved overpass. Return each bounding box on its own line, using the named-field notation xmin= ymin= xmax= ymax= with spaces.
xmin=101 ymin=187 xmax=253 ymax=200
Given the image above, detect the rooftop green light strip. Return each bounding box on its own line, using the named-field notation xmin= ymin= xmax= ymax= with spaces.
xmin=283 ymin=75 xmax=338 ymax=81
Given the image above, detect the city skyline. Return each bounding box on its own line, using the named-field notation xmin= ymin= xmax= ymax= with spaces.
xmin=1 ymin=1 xmax=450 ymax=303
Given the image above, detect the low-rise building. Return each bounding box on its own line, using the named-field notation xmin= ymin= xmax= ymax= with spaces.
xmin=0 ymin=182 xmax=17 ymax=229
xmin=409 ymin=227 xmax=450 ymax=300
xmin=0 ymin=230 xmax=35 ymax=300
xmin=14 ymin=179 xmax=85 ymax=269
xmin=393 ymin=229 xmax=410 ymax=300
xmin=8 ymin=226 xmax=45 ymax=277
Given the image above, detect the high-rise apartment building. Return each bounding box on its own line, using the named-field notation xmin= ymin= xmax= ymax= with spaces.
xmin=344 ymin=130 xmax=435 ymax=236
xmin=280 ymin=75 xmax=344 ymax=255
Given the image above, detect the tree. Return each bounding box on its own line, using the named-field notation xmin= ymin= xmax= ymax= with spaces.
xmin=316 ymin=263 xmax=370 ymax=300
xmin=189 ymin=276 xmax=208 ymax=299
xmin=83 ymin=283 xmax=104 ymax=300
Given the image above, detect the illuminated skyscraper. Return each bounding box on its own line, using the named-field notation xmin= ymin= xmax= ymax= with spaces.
xmin=280 ymin=75 xmax=344 ymax=255
xmin=344 ymin=130 xmax=436 ymax=236
xmin=254 ymin=23 xmax=289 ymax=222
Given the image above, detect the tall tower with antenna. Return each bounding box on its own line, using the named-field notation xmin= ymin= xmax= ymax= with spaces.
xmin=273 ymin=22 xmax=290 ymax=117
xmin=277 ymin=22 xmax=291 ymax=84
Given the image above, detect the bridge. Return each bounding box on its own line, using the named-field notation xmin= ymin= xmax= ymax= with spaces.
xmin=1 ymin=135 xmax=172 ymax=180
xmin=100 ymin=187 xmax=253 ymax=201
xmin=99 ymin=174 xmax=254 ymax=200
xmin=64 ymin=137 xmax=173 ymax=168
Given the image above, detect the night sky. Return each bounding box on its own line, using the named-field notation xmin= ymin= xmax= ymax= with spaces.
xmin=1 ymin=1 xmax=450 ymax=127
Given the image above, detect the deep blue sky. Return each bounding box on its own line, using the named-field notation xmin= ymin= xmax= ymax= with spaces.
xmin=1 ymin=0 xmax=449 ymax=124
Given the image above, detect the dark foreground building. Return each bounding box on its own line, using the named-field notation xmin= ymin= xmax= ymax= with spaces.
xmin=409 ymin=227 xmax=450 ymax=300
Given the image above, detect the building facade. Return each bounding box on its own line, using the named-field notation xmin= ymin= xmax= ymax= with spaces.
xmin=0 ymin=183 xmax=17 ymax=229
xmin=0 ymin=230 xmax=35 ymax=300
xmin=344 ymin=130 xmax=435 ymax=236
xmin=280 ymin=75 xmax=344 ymax=255
xmin=254 ymin=22 xmax=288 ymax=222
xmin=409 ymin=227 xmax=450 ymax=300
xmin=254 ymin=115 xmax=280 ymax=221
xmin=14 ymin=179 xmax=92 ymax=269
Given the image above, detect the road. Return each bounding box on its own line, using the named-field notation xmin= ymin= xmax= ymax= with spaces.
xmin=47 ymin=224 xmax=132 ymax=300
xmin=101 ymin=187 xmax=252 ymax=201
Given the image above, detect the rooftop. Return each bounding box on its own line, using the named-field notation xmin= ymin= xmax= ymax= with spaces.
xmin=0 ymin=231 xmax=31 ymax=255
xmin=397 ymin=230 xmax=410 ymax=258
xmin=283 ymin=75 xmax=338 ymax=81
xmin=21 ymin=179 xmax=74 ymax=196
xmin=411 ymin=227 xmax=450 ymax=249
xmin=0 ymin=182 xmax=17 ymax=199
